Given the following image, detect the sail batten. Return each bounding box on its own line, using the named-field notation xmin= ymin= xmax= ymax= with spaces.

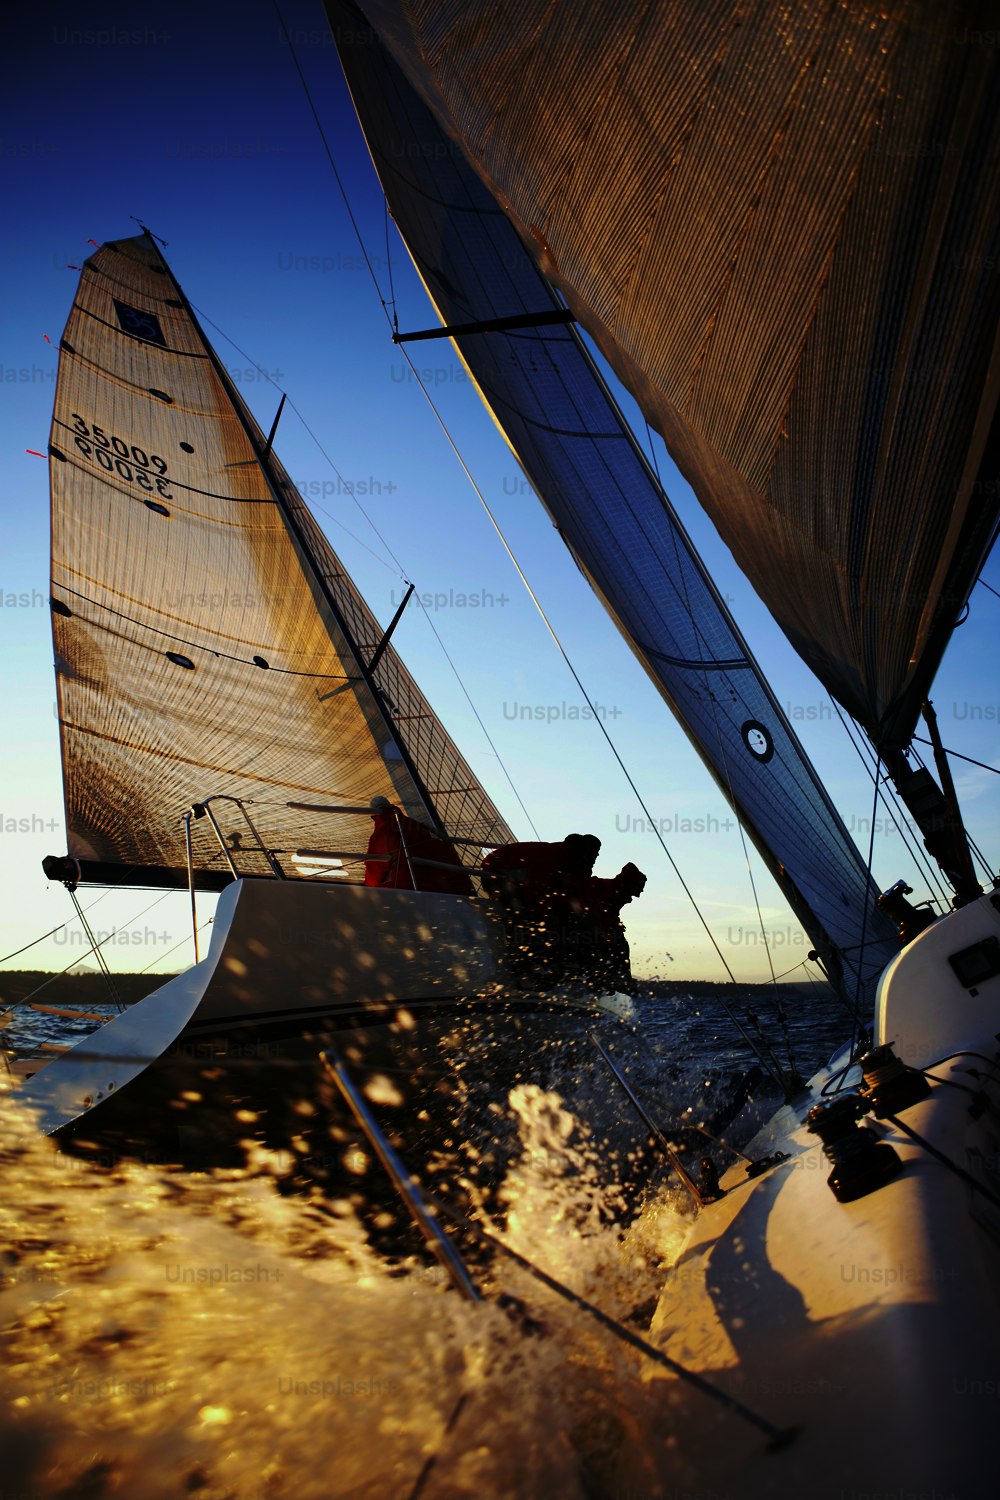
xmin=50 ymin=234 xmax=512 ymax=883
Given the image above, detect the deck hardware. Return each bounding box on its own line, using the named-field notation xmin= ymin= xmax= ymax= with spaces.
xmin=806 ymin=1094 xmax=902 ymax=1202
xmin=859 ymin=1043 xmax=930 ymax=1117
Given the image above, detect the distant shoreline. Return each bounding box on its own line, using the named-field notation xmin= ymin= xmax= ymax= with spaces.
xmin=0 ymin=970 xmax=821 ymax=1007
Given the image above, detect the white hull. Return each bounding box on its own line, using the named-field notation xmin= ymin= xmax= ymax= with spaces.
xmin=16 ymin=879 xmax=501 ymax=1133
xmin=638 ymin=889 xmax=1000 ymax=1493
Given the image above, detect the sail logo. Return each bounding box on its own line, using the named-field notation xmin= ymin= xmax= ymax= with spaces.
xmin=390 ymin=363 xmax=470 ymax=387
xmin=53 ymin=926 xmax=173 ymax=947
xmin=616 ymin=812 xmax=735 ymax=836
xmin=277 ymin=1374 xmax=401 ymax=1398
xmin=391 ymin=587 xmax=509 ymax=611
xmin=1 ymin=813 xmax=61 ymax=834
xmin=502 ymin=701 xmax=622 ymax=723
xmin=278 ymin=252 xmax=387 ymax=274
xmin=952 ymin=702 xmax=1000 ymax=721
xmin=727 ymin=926 xmax=806 ymax=947
xmin=297 ymin=476 xmax=397 ymax=498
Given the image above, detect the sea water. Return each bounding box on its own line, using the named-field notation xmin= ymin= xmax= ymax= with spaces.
xmin=1 ymin=985 xmax=849 ymax=1498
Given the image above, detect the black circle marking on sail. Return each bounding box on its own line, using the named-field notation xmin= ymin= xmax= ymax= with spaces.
xmin=144 ymin=500 xmax=170 ymax=517
xmin=166 ymin=651 xmax=195 ymax=670
xmin=50 ymin=599 xmax=72 ymax=617
xmin=149 ymin=388 xmax=173 ymax=403
xmin=741 ymin=720 xmax=774 ymax=763
xmin=49 ymin=445 xmax=66 ymax=462
xmin=179 ymin=441 xmax=195 ymax=453
xmin=253 ymin=655 xmax=270 ymax=669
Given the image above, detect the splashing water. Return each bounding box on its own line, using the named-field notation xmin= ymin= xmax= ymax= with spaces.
xmin=1 ymin=1069 xmax=695 ymax=1500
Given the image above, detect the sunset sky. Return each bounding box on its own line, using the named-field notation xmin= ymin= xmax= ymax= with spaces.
xmin=3 ymin=0 xmax=998 ymax=988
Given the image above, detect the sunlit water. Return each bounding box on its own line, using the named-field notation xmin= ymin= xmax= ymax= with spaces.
xmin=1 ymin=983 xmax=849 ymax=1498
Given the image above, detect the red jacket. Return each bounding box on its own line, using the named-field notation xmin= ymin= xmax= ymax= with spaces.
xmin=365 ymin=808 xmax=471 ymax=894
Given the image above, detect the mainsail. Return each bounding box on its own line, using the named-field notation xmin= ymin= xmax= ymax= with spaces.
xmin=48 ymin=234 xmax=512 ymax=889
xmin=332 ymin=14 xmax=901 ymax=998
xmin=334 ymin=0 xmax=1000 ymax=757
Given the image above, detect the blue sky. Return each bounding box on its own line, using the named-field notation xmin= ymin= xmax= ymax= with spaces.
xmin=2 ymin=1 xmax=997 ymax=986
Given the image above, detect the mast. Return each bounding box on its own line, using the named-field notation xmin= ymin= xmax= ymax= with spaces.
xmin=881 ymin=705 xmax=982 ymax=905
xmin=146 ymin=231 xmax=448 ymax=838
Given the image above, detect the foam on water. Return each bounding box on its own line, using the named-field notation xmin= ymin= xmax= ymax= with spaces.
xmin=1 ymin=1077 xmax=694 ymax=1500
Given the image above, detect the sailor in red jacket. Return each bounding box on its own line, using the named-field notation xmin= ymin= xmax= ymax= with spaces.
xmin=364 ymin=797 xmax=471 ymax=894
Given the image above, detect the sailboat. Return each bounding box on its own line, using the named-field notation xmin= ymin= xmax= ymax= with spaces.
xmin=11 ymin=0 xmax=1000 ymax=1491
xmin=314 ymin=3 xmax=1000 ymax=1492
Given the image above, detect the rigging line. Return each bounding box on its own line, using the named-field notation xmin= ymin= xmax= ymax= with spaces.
xmin=834 ymin=757 xmax=882 ymax=1094
xmin=272 ymin=0 xmax=393 ymax=326
xmin=185 ymin=306 xmax=537 ymax=832
xmin=704 ymin=694 xmax=801 ymax=1080
xmin=383 ymin=198 xmax=398 ymax=332
xmin=829 ymin=697 xmax=948 ymax=908
xmin=394 ymin=348 xmax=794 ymax=1093
xmin=10 ymin=891 xmax=177 ymax=1007
xmin=279 ymin=388 xmax=539 ymax=836
xmin=187 ymin=303 xmax=404 ymax=578
xmin=187 ymin=400 xmax=536 ymax=839
xmin=979 ymin=577 xmax=1000 ymax=601
xmin=408 ymin=597 xmax=541 ymax=839
xmin=425 ymin=1188 xmax=796 ymax=1448
xmin=905 ymin=750 xmax=989 ymax=876
xmin=270 ymin=13 xmax=542 ymax=837
xmin=845 ymin=713 xmax=947 ymax=909
xmin=136 ymin=919 xmax=214 ymax=976
xmin=0 ymin=889 xmax=118 ymax=966
xmin=69 ymin=889 xmax=123 ymax=1010
xmin=910 ymin=734 xmax=1000 ymax=776
xmin=906 ymin=744 xmax=993 ymax=885
xmin=885 ymin=1114 xmax=1000 ymax=1216
xmin=647 ymin=416 xmax=802 ymax=1076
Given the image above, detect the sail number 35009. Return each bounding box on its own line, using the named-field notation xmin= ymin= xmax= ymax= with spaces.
xmin=69 ymin=413 xmax=173 ymax=498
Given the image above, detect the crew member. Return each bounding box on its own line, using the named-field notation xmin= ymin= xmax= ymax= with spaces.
xmin=481 ymin=833 xmax=601 ymax=978
xmin=364 ymin=797 xmax=472 ymax=894
xmin=577 ymin=861 xmax=647 ymax=991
